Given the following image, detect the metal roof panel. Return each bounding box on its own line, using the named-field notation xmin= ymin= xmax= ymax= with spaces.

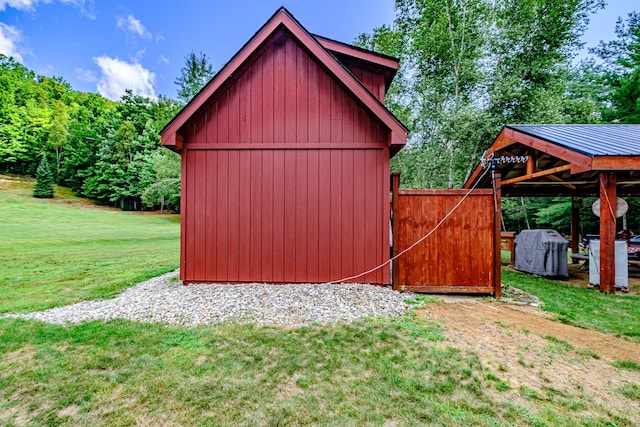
xmin=507 ymin=124 xmax=640 ymax=157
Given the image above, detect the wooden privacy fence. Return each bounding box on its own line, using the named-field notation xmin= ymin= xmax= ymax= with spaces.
xmin=391 ymin=173 xmax=501 ymax=297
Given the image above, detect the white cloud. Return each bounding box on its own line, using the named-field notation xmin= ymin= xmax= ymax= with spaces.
xmin=0 ymin=0 xmax=85 ymax=12
xmin=0 ymin=0 xmax=39 ymax=11
xmin=159 ymin=55 xmax=169 ymax=64
xmin=0 ymin=22 xmax=23 ymax=62
xmin=94 ymin=55 xmax=156 ymax=101
xmin=116 ymin=14 xmax=151 ymax=39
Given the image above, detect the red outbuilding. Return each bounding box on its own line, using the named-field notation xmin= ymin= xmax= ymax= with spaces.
xmin=161 ymin=7 xmax=407 ymax=284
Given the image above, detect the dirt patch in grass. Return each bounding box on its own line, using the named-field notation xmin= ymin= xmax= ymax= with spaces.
xmin=0 ymin=404 xmax=30 ymax=427
xmin=421 ymin=301 xmax=640 ymax=424
xmin=427 ymin=301 xmax=640 ymax=363
xmin=57 ymin=404 xmax=80 ymax=418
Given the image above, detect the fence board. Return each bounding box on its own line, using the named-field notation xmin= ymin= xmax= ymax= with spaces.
xmin=392 ymin=186 xmax=499 ymax=296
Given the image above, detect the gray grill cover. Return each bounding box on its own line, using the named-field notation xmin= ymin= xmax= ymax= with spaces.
xmin=514 ymin=229 xmax=569 ymax=277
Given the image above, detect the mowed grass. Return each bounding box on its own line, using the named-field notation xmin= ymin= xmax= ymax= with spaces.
xmin=0 ymin=175 xmax=179 ymax=313
xmin=502 ymin=269 xmax=640 ymax=342
xmin=1 ymin=175 xmax=637 ymax=425
xmin=2 ymin=316 xmax=632 ymax=427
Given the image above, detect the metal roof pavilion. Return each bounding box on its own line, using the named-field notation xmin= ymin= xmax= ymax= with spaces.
xmin=464 ymin=123 xmax=640 ymax=294
xmin=465 ymin=124 xmax=640 ymax=197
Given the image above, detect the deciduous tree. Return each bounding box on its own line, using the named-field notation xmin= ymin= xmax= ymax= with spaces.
xmin=592 ymin=12 xmax=640 ymax=123
xmin=359 ymin=0 xmax=604 ymax=189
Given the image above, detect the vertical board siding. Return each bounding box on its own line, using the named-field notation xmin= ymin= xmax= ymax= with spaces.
xmin=381 ymin=150 xmax=391 ymax=282
xmin=192 ymin=152 xmax=207 ymax=280
xmin=180 ymin=151 xmax=189 ymax=281
xmin=283 ymin=150 xmax=297 ymax=282
xmin=261 ymin=150 xmax=275 ymax=281
xmin=262 ymin=51 xmax=274 ymax=143
xmin=340 ymin=59 xmax=387 ymax=102
xmin=178 ymin=28 xmax=393 ymax=285
xmin=182 ymin=148 xmax=389 ymax=284
xmin=237 ymin=150 xmax=251 ymax=281
xmin=272 ymin=35 xmax=286 ymax=143
xmin=204 ymin=151 xmax=216 ymax=279
xmin=181 ymin=29 xmax=386 ymax=146
xmin=317 ymin=151 xmax=332 ymax=281
xmin=295 ymin=150 xmax=308 ymax=281
xmin=394 ymin=190 xmax=496 ymax=291
xmin=216 ymin=151 xmax=230 ymax=280
xmin=249 ymin=151 xmax=263 ymax=279
xmin=306 ymin=150 xmax=320 ymax=281
xmin=363 ymin=150 xmax=380 ymax=283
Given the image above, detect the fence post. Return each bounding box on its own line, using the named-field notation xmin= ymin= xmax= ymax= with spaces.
xmin=391 ymin=172 xmax=400 ymax=290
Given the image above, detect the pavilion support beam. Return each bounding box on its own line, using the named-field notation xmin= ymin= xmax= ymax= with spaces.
xmin=501 ymin=164 xmax=572 ymax=186
xmin=571 ymin=197 xmax=581 ymax=263
xmin=599 ymin=172 xmax=617 ymax=293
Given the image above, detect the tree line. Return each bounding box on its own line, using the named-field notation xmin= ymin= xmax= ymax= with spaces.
xmin=0 ymin=52 xmax=213 ymax=211
xmin=1 ymin=2 xmax=638 ymax=229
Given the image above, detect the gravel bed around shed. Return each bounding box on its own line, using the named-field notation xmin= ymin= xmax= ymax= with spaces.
xmin=4 ymin=271 xmax=416 ymax=326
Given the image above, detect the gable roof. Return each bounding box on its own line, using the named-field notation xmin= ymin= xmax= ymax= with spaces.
xmin=464 ymin=124 xmax=640 ymax=197
xmin=161 ymin=7 xmax=408 ymax=153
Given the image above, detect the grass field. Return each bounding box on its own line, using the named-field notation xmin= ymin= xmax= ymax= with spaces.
xmin=1 ymin=176 xmax=638 ymax=425
xmin=0 ymin=175 xmax=179 ymax=313
xmin=3 ymin=314 xmax=635 ymax=426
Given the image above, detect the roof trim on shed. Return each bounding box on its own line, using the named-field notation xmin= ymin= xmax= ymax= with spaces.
xmin=161 ymin=7 xmax=408 ymax=153
xmin=313 ymin=34 xmax=399 ymax=93
xmin=313 ymin=34 xmax=400 ymax=71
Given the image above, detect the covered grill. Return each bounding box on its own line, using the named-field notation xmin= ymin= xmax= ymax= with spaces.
xmin=514 ymin=229 xmax=569 ymax=277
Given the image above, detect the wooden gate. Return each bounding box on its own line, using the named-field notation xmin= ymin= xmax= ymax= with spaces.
xmin=391 ymin=173 xmax=501 ymax=297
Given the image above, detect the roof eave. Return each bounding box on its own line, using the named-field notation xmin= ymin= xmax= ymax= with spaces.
xmin=313 ymin=34 xmax=400 ymax=70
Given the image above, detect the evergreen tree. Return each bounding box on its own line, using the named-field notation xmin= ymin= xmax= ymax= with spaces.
xmin=33 ymin=154 xmax=54 ymax=198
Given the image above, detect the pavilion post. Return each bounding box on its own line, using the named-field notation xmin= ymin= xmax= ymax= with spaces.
xmin=571 ymin=197 xmax=581 ymax=263
xmin=599 ymin=172 xmax=617 ymax=293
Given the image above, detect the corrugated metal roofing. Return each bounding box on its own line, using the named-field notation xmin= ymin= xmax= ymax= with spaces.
xmin=507 ymin=124 xmax=640 ymax=157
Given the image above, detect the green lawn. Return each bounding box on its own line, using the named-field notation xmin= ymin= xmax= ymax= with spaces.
xmin=502 ymin=269 xmax=640 ymax=342
xmin=2 ymin=315 xmax=629 ymax=426
xmin=0 ymin=176 xmax=179 ymax=313
xmin=0 ymin=176 xmax=638 ymax=426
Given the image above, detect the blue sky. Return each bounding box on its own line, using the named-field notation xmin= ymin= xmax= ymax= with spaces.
xmin=0 ymin=1 xmax=636 ymax=101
